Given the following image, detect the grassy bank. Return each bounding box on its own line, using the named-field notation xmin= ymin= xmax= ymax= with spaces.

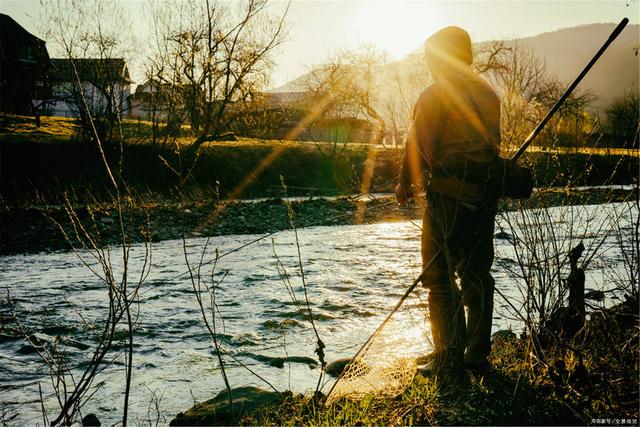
xmin=1 ymin=114 xmax=638 ymax=207
xmin=1 ymin=137 xmax=638 ymax=206
xmin=171 ymin=295 xmax=639 ymax=426
xmin=0 ymin=136 xmax=373 ymax=205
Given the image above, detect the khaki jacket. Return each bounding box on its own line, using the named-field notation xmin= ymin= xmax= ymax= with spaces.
xmin=400 ymin=70 xmax=501 ymax=202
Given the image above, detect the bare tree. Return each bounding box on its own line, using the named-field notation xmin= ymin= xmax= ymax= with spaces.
xmin=11 ymin=6 xmax=152 ymax=422
xmin=11 ymin=65 xmax=152 ymax=427
xmin=41 ymin=0 xmax=137 ymax=144
xmin=146 ymin=0 xmax=289 ymax=152
xmin=305 ymin=45 xmax=390 ymax=146
xmin=383 ymin=51 xmax=432 ymax=146
xmin=476 ymin=42 xmax=594 ymax=151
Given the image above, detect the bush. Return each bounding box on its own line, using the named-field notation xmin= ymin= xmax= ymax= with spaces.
xmin=605 ymin=91 xmax=639 ymax=149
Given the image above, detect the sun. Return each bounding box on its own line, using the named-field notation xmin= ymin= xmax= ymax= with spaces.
xmin=349 ymin=1 xmax=445 ymax=59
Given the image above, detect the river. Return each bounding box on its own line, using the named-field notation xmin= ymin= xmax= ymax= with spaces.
xmin=0 ymin=201 xmax=636 ymax=425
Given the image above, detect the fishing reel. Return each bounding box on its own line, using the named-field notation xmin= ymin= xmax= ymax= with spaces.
xmin=488 ymin=157 xmax=534 ymax=200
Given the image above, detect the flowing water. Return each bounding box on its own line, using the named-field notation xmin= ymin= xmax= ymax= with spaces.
xmin=0 ymin=201 xmax=636 ymax=425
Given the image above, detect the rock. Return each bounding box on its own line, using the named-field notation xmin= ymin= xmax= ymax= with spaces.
xmin=325 ymin=357 xmax=352 ymax=377
xmin=416 ymin=352 xmax=438 ymax=377
xmin=584 ymin=289 xmax=605 ymax=301
xmin=494 ymin=231 xmax=513 ymax=241
xmin=239 ymin=352 xmax=317 ymax=369
xmin=82 ymin=414 xmax=101 ymax=426
xmin=417 ymin=363 xmax=434 ymax=377
xmin=61 ymin=337 xmax=91 ymax=350
xmin=0 ymin=332 xmax=20 ymax=343
xmin=219 ymin=132 xmax=238 ymax=141
xmin=170 ymin=386 xmax=282 ymax=426
xmin=416 ymin=352 xmax=441 ymax=366
xmin=285 ymin=355 xmax=318 ymax=368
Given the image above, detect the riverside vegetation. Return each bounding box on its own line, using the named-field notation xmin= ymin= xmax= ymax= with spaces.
xmin=2 ymin=3 xmax=638 ymax=423
xmin=1 ymin=114 xmax=637 ymax=255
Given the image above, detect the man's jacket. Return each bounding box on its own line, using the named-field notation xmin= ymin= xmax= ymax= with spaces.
xmin=400 ymin=70 xmax=501 ymax=202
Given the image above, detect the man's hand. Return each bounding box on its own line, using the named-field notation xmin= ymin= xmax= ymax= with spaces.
xmin=395 ymin=183 xmax=409 ymax=206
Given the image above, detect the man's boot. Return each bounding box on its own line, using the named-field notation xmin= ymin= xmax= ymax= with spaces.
xmin=428 ymin=299 xmax=467 ymax=383
xmin=465 ymin=302 xmax=493 ymax=375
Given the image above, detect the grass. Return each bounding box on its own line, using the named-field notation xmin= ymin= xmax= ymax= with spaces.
xmin=0 ymin=114 xmax=375 ymax=148
xmin=241 ymin=347 xmax=563 ymax=426
xmin=168 ymin=296 xmax=638 ymax=426
xmin=524 ymin=144 xmax=639 ymax=157
xmin=1 ymin=113 xmax=638 ymax=209
xmin=0 ymin=114 xmax=194 ymax=143
xmin=0 ymin=114 xmax=77 ymax=142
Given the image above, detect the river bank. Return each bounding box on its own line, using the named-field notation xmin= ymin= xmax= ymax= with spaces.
xmin=172 ymin=294 xmax=639 ymax=426
xmin=0 ymin=186 xmax=635 ymax=255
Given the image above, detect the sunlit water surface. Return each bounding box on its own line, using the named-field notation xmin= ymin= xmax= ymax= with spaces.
xmin=0 ymin=202 xmax=635 ymax=425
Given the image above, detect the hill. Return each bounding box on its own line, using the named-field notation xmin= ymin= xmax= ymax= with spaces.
xmin=272 ymin=23 xmax=639 ymax=113
xmin=494 ymin=22 xmax=639 ymax=111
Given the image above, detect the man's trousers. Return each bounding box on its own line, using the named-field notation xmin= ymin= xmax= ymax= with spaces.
xmin=420 ymin=193 xmax=496 ymax=368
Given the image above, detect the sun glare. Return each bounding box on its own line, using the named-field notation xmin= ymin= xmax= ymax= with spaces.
xmin=350 ymin=2 xmax=444 ymax=58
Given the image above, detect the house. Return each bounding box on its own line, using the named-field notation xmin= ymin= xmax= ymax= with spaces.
xmin=49 ymin=58 xmax=133 ymax=118
xmin=0 ymin=13 xmax=52 ymax=115
xmin=255 ymin=85 xmax=375 ymax=143
xmin=129 ymin=79 xmax=177 ymax=121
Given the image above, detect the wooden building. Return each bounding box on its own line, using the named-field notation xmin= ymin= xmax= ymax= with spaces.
xmin=0 ymin=13 xmax=52 ymax=115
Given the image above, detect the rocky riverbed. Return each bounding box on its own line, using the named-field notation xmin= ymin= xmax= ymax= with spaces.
xmin=0 ymin=195 xmax=420 ymax=255
xmin=0 ymin=186 xmax=634 ymax=255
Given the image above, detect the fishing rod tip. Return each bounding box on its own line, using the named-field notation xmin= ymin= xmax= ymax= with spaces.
xmin=612 ymin=17 xmax=629 ymax=37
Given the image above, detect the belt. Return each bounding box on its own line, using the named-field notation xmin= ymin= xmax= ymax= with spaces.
xmin=432 ymin=161 xmax=494 ymax=184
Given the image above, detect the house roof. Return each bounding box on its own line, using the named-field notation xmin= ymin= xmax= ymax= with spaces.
xmin=0 ymin=13 xmax=51 ymax=67
xmin=134 ymin=79 xmax=174 ymax=94
xmin=50 ymin=58 xmax=134 ymax=84
xmin=0 ymin=13 xmax=47 ymax=44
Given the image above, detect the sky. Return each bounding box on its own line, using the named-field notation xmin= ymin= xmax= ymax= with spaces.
xmin=1 ymin=0 xmax=637 ymax=89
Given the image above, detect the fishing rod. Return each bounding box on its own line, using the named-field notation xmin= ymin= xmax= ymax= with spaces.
xmin=511 ymin=17 xmax=629 ymax=162
xmin=326 ymin=17 xmax=632 ymax=400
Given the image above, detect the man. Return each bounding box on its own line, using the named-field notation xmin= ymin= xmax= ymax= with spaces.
xmin=395 ymin=26 xmax=500 ymax=379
